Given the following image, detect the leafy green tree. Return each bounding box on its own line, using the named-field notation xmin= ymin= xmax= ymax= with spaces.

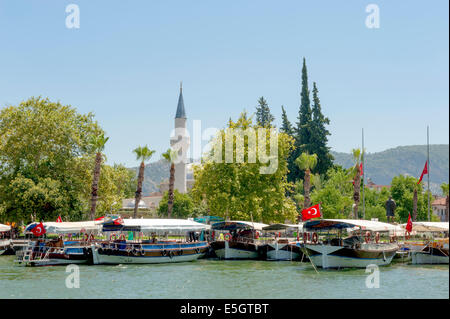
xmin=89 ymin=133 xmax=109 ymax=220
xmin=255 ymin=97 xmax=275 ymax=127
xmin=132 ymin=146 xmax=155 ymax=218
xmin=0 ymin=97 xmax=102 ymax=223
xmin=158 ymin=190 xmax=194 ymax=219
xmin=295 ymin=153 xmax=318 ymax=209
xmin=162 ymin=149 xmax=178 ymax=218
xmin=310 ymin=82 xmax=333 ymax=175
xmin=192 ymin=112 xmax=297 ymax=223
xmin=390 ymin=175 xmax=431 ymax=222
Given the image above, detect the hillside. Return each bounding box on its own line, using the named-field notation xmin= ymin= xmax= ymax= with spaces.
xmin=332 ymin=144 xmax=449 ymax=194
xmin=129 ymin=159 xmax=170 ymax=195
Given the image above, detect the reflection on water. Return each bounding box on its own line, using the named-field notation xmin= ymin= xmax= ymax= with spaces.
xmin=0 ymin=256 xmax=448 ymax=299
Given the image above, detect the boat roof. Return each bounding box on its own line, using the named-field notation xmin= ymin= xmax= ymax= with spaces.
xmin=262 ymin=223 xmax=301 ymax=231
xmin=0 ymin=223 xmax=11 ymax=232
xmin=26 ymin=221 xmax=102 ymax=234
xmin=102 ymin=218 xmax=209 ymax=233
xmin=211 ymin=221 xmax=269 ymax=231
xmin=303 ymin=219 xmax=402 ymax=232
xmin=193 ymin=216 xmax=225 ymax=224
xmin=400 ymin=222 xmax=449 ymax=232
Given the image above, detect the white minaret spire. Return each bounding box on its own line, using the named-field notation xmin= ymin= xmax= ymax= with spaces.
xmin=170 ymin=82 xmax=189 ymax=193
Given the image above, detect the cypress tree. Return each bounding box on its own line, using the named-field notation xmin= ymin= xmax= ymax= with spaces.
xmin=255 ymin=96 xmax=275 ymax=127
xmin=280 ymin=105 xmax=294 ymax=136
xmin=310 ymin=82 xmax=333 ymax=175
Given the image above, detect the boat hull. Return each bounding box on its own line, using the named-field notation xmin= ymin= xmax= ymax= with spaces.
xmin=302 ymin=243 xmax=398 ymax=269
xmin=92 ymin=242 xmax=209 ymax=264
xmin=411 ymin=247 xmax=449 ymax=264
xmin=264 ymin=243 xmax=302 ymax=261
xmin=211 ymin=241 xmax=259 ymax=260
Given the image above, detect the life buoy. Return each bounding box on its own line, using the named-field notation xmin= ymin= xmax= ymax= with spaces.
xmin=84 ymin=233 xmax=89 ymax=241
xmin=375 ymin=232 xmax=380 ymax=244
xmin=365 ymin=231 xmax=371 ymax=243
xmin=119 ymin=234 xmax=126 ymax=241
xmin=390 ymin=235 xmax=397 ymax=243
xmin=255 ymin=231 xmax=260 ymax=239
xmin=224 ymin=233 xmax=232 ymax=241
xmin=89 ymin=234 xmax=95 ymax=242
xmin=405 ymin=231 xmax=411 ymax=240
xmin=110 ymin=234 xmax=117 ymax=241
xmin=312 ymin=232 xmax=318 ymax=244
xmin=303 ymin=232 xmax=308 ymax=243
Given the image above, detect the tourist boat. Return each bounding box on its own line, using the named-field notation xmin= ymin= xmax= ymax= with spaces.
xmin=90 ymin=218 xmax=209 ymax=264
xmin=209 ymin=221 xmax=268 ymax=260
xmin=260 ymin=223 xmax=303 ymax=261
xmin=14 ymin=221 xmax=102 ymax=266
xmin=300 ymin=219 xmax=399 ymax=269
xmin=401 ymin=222 xmax=449 ymax=265
xmin=0 ymin=223 xmax=12 ymax=256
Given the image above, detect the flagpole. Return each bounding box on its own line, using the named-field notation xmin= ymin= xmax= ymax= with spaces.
xmin=427 ymin=126 xmax=430 ymax=221
xmin=362 ymin=128 xmax=365 ymax=220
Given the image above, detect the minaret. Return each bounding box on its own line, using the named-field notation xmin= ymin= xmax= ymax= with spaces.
xmin=170 ymin=82 xmax=189 ymax=193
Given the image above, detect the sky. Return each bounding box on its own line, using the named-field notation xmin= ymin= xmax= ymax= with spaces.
xmin=0 ymin=0 xmax=448 ymax=167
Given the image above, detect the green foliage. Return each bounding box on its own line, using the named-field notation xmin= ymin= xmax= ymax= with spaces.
xmin=280 ymin=105 xmax=294 ymax=136
xmin=191 ymin=112 xmax=297 ymax=223
xmin=162 ymin=148 xmax=178 ymax=163
xmin=390 ymin=175 xmax=429 ymax=222
xmin=295 ymin=153 xmax=318 ymax=171
xmin=133 ymin=145 xmax=155 ymax=162
xmin=158 ymin=190 xmax=194 ymax=218
xmin=255 ymin=97 xmax=275 ymax=127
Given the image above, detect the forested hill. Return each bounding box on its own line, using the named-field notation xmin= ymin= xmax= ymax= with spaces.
xmin=332 ymin=144 xmax=449 ymax=193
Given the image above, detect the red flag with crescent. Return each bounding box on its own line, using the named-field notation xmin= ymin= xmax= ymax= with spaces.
xmin=31 ymin=222 xmax=46 ymax=236
xmin=56 ymin=216 xmax=62 ymax=223
xmin=406 ymin=213 xmax=413 ymax=233
xmin=301 ymin=204 xmax=321 ymax=221
xmin=417 ymin=161 xmax=428 ymax=184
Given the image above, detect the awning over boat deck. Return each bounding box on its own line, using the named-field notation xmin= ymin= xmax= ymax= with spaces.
xmin=211 ymin=221 xmax=269 ymax=231
xmin=0 ymin=223 xmax=11 ymax=232
xmin=303 ymin=219 xmax=402 ymax=233
xmin=102 ymin=219 xmax=209 ymax=234
xmin=262 ymin=223 xmax=302 ymax=231
xmin=26 ymin=221 xmax=102 ymax=234
xmin=400 ymin=222 xmax=449 ymax=232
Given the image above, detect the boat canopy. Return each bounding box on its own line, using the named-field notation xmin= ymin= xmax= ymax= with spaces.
xmin=193 ymin=216 xmax=225 ymax=224
xmin=303 ymin=219 xmax=402 ymax=233
xmin=400 ymin=222 xmax=449 ymax=232
xmin=0 ymin=223 xmax=11 ymax=232
xmin=102 ymin=218 xmax=209 ymax=234
xmin=262 ymin=223 xmax=301 ymax=231
xmin=26 ymin=221 xmax=102 ymax=234
xmin=211 ymin=221 xmax=269 ymax=231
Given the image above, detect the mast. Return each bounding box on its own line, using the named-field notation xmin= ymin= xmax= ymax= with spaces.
xmin=427 ymin=126 xmax=430 ymax=221
xmin=362 ymin=128 xmax=365 ymax=220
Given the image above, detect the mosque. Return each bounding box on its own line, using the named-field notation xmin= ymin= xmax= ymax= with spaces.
xmin=122 ymin=85 xmax=193 ymax=213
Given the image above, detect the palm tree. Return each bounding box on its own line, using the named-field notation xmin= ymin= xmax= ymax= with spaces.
xmin=162 ymin=148 xmax=178 ymax=218
xmin=89 ymin=133 xmax=109 ymax=220
xmin=441 ymin=183 xmax=449 ymax=222
xmin=295 ymin=152 xmax=318 ymax=209
xmin=132 ymin=146 xmax=156 ymax=219
xmin=351 ymin=148 xmax=362 ymax=219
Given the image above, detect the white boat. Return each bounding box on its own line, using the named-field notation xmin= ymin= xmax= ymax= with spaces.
xmin=210 ymin=221 xmax=268 ymax=260
xmin=261 ymin=223 xmax=303 ymax=261
xmin=91 ymin=218 xmax=209 ymax=264
xmin=0 ymin=223 xmax=12 ymax=255
xmin=301 ymin=219 xmax=399 ymax=269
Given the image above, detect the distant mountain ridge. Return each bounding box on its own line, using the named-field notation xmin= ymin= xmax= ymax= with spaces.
xmin=332 ymin=144 xmax=449 ymax=194
xmin=131 ymin=145 xmax=449 ymax=196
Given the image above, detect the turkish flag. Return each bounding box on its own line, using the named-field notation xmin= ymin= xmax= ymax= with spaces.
xmin=113 ymin=217 xmax=124 ymax=225
xmin=406 ymin=213 xmax=413 ymax=233
xmin=95 ymin=216 xmax=105 ymax=221
xmin=301 ymin=204 xmax=321 ymax=221
xmin=360 ymin=163 xmax=363 ymax=176
xmin=417 ymin=161 xmax=428 ymax=184
xmin=56 ymin=216 xmax=62 ymax=223
xmin=31 ymin=222 xmax=46 ymax=236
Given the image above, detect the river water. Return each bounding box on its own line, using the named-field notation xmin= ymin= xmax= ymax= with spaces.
xmin=0 ymin=256 xmax=447 ymax=299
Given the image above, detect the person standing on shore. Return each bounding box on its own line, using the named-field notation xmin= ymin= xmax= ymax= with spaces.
xmin=385 ymin=196 xmax=397 ymax=223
